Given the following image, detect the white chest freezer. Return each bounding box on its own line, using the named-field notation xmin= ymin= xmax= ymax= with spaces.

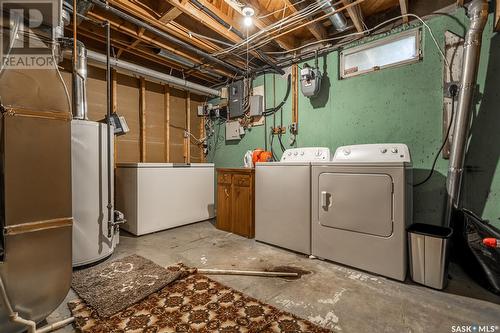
xmin=116 ymin=163 xmax=215 ymax=236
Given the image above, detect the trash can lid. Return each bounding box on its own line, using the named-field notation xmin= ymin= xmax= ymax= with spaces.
xmin=407 ymin=223 xmax=453 ymax=238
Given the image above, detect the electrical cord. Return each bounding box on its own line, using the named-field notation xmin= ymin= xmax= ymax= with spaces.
xmin=413 ymin=85 xmax=458 ymax=187
xmin=263 ymin=74 xmax=291 ymax=116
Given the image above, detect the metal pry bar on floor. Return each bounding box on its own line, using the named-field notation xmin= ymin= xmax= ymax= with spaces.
xmin=197 ymin=268 xmax=299 ymax=278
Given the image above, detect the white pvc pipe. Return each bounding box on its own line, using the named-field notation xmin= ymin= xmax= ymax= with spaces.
xmin=65 ymin=50 xmax=221 ymax=96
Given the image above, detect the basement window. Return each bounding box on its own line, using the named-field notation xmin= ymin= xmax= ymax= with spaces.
xmin=340 ymin=30 xmax=421 ymax=78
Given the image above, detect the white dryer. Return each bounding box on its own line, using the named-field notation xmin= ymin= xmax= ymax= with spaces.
xmin=311 ymin=144 xmax=412 ymax=281
xmin=255 ymin=147 xmax=331 ymax=254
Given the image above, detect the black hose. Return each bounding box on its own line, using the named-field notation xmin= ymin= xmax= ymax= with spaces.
xmin=263 ymin=74 xmax=291 ymax=116
xmin=414 ymin=87 xmax=458 ymax=187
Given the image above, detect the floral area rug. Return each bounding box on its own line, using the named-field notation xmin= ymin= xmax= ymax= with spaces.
xmin=68 ymin=263 xmax=331 ymax=333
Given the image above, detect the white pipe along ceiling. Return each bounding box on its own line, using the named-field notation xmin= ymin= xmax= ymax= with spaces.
xmin=63 ymin=50 xmax=221 ymax=97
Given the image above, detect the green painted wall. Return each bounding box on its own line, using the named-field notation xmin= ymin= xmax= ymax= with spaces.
xmin=208 ymin=8 xmax=500 ymax=228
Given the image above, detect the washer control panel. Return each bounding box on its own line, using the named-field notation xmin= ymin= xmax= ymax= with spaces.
xmin=333 ymin=144 xmax=411 ymax=163
xmin=281 ymin=147 xmax=331 ymax=162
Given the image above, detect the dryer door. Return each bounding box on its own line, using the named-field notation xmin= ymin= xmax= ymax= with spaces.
xmin=318 ymin=172 xmax=393 ymax=237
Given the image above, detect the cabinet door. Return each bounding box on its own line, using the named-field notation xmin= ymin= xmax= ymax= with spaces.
xmin=216 ymin=180 xmax=232 ymax=232
xmin=231 ymin=175 xmax=253 ymax=238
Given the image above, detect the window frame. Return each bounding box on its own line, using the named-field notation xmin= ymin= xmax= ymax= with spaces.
xmin=339 ymin=29 xmax=422 ymax=79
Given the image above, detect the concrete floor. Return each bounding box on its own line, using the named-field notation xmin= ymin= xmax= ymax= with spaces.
xmin=48 ymin=221 xmax=500 ymax=333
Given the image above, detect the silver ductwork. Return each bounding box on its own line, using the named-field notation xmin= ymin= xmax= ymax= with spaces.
xmin=444 ymin=0 xmax=488 ymax=226
xmin=60 ymin=39 xmax=88 ymax=119
xmin=317 ymin=0 xmax=348 ymax=31
xmin=72 ymin=42 xmax=88 ymax=120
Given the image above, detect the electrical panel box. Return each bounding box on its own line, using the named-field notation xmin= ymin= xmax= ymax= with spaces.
xmin=225 ymin=120 xmax=241 ymax=140
xmin=228 ymin=80 xmax=245 ymax=119
xmin=107 ymin=113 xmax=130 ymax=136
xmin=249 ymin=95 xmax=264 ymax=116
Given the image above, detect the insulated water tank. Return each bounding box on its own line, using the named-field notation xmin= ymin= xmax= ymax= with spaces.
xmin=71 ymin=120 xmax=119 ymax=267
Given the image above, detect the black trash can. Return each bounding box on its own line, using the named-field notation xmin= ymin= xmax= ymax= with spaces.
xmin=408 ymin=223 xmax=453 ymax=289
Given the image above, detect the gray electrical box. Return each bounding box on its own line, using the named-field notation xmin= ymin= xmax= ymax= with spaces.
xmin=229 ymin=80 xmax=245 ymax=118
xmin=249 ymin=95 xmax=264 ymax=116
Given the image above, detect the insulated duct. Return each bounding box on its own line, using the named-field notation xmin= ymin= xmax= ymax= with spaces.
xmin=65 ymin=49 xmax=221 ymax=96
xmin=444 ymin=0 xmax=488 ymax=226
xmin=317 ymin=0 xmax=348 ymax=31
xmin=73 ymin=42 xmax=88 ymax=119
xmin=60 ymin=38 xmax=88 ymax=119
xmin=88 ymin=0 xmax=244 ymax=76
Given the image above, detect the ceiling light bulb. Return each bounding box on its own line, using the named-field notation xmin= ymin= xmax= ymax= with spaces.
xmin=243 ymin=16 xmax=253 ymax=27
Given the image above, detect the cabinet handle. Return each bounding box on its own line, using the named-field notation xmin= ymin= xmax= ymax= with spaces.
xmin=224 ymin=188 xmax=230 ymax=198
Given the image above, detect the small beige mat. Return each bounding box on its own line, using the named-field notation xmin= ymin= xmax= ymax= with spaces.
xmin=71 ymin=254 xmax=181 ymax=317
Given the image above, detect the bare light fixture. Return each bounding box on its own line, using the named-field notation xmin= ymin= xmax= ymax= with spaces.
xmin=242 ymin=6 xmax=254 ymax=27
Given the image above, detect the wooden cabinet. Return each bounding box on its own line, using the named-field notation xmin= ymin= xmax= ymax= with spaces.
xmin=216 ymin=168 xmax=255 ymax=238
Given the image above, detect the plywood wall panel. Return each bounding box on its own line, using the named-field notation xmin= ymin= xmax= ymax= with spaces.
xmin=169 ymin=88 xmax=187 ymax=163
xmin=115 ymin=74 xmax=140 ymax=163
xmin=145 ymin=81 xmax=165 ymax=162
xmin=190 ymin=95 xmax=204 ymax=162
xmin=60 ymin=64 xmax=205 ymax=164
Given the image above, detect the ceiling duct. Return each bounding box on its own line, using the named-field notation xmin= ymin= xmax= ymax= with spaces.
xmin=317 ymin=0 xmax=348 ymax=31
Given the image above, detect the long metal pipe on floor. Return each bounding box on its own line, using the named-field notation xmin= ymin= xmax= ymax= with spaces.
xmin=88 ymin=0 xmax=244 ymax=76
xmin=444 ymin=0 xmax=488 ymax=226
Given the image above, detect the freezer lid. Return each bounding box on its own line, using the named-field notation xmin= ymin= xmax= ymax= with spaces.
xmin=116 ymin=163 xmax=214 ymax=168
xmin=318 ymin=172 xmax=394 ymax=237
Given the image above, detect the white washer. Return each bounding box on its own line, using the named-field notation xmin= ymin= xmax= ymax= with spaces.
xmin=311 ymin=144 xmax=413 ymax=281
xmin=255 ymin=147 xmax=331 ymax=254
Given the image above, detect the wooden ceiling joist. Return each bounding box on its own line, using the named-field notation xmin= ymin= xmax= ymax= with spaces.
xmin=399 ymin=0 xmax=409 ymax=24
xmin=85 ymin=11 xmax=235 ymax=77
xmin=343 ymin=0 xmax=366 ymax=33
xmin=159 ymin=7 xmax=183 ymax=24
xmin=75 ymin=26 xmax=220 ymax=83
xmin=261 ymin=0 xmax=328 ymax=41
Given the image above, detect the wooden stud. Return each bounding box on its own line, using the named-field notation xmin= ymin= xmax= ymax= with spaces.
xmin=291 ymin=64 xmax=298 ymax=124
xmin=496 ymin=0 xmax=500 ymax=31
xmin=200 ymin=117 xmax=205 ymax=162
xmin=139 ymin=77 xmax=147 ymax=162
xmin=185 ymin=92 xmax=191 ymax=163
xmin=164 ymin=84 xmax=170 ymax=162
xmin=399 ymin=0 xmax=409 ymax=24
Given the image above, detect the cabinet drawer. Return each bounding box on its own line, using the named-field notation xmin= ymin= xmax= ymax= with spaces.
xmin=217 ymin=173 xmax=232 ymax=184
xmin=233 ymin=174 xmax=251 ymax=187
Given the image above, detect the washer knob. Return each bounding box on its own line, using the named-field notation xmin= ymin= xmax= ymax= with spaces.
xmin=294 ymin=151 xmax=298 ymax=156
xmin=391 ymin=147 xmax=398 ymax=153
xmin=300 ymin=151 xmax=305 ymax=156
xmin=381 ymin=148 xmax=387 ymax=153
xmin=343 ymin=149 xmax=351 ymax=156
xmin=288 ymin=152 xmax=292 ymax=156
